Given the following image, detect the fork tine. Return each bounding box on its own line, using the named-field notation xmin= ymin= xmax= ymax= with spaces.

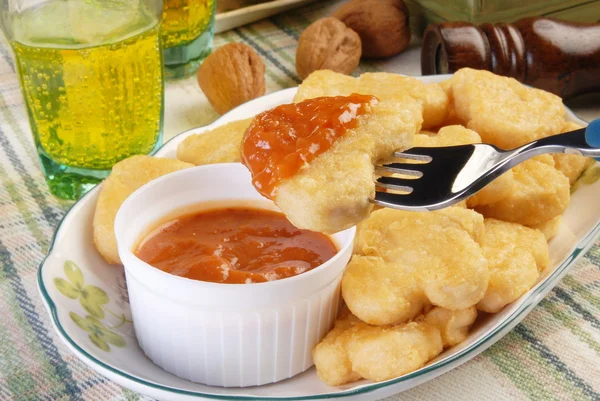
xmin=375 ymin=181 xmax=413 ymax=193
xmin=378 ymin=161 xmax=430 ymax=175
xmin=393 ymin=149 xmax=434 ymax=161
xmin=376 ymin=175 xmax=417 ymax=191
xmin=372 ymin=191 xmax=431 ymax=211
xmin=375 ymin=165 xmax=424 ymax=177
xmin=376 ymin=142 xmax=508 ymax=211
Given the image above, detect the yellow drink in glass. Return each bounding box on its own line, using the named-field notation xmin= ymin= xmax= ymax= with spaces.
xmin=161 ymin=0 xmax=216 ymax=79
xmin=2 ymin=0 xmax=164 ymax=199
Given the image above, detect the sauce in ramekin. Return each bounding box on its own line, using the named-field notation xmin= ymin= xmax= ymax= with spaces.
xmin=136 ymin=207 xmax=337 ymax=284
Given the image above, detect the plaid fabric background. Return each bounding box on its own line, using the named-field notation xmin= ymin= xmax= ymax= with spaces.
xmin=0 ymin=1 xmax=599 ymax=400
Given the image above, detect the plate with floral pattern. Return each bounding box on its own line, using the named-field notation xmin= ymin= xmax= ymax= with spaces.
xmin=38 ymin=76 xmax=600 ymax=400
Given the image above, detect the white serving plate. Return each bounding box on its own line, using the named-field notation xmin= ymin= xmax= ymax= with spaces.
xmin=215 ymin=0 xmax=319 ymax=33
xmin=38 ymin=75 xmax=599 ymax=401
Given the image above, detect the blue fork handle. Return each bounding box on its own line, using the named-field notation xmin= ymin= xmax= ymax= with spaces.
xmin=585 ymin=119 xmax=600 ymax=160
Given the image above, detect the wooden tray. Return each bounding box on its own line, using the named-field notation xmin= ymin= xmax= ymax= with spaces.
xmin=215 ymin=0 xmax=320 ymax=33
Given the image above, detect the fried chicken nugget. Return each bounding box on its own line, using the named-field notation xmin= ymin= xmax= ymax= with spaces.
xmin=294 ymin=70 xmax=448 ymax=128
xmin=343 ymin=207 xmax=489 ymax=325
xmin=313 ymin=308 xmax=443 ymax=385
xmin=477 ymin=219 xmax=549 ymax=313
xmin=342 ymin=255 xmax=428 ymax=327
xmin=531 ymin=215 xmax=562 ymax=241
xmin=176 ymin=119 xmax=252 ymax=165
xmin=423 ymin=306 xmax=477 ymax=347
xmin=448 ymin=68 xmax=565 ymax=150
xmin=413 ymin=125 xmax=516 ymax=208
xmin=274 ymin=98 xmax=421 ymax=234
xmin=436 ymin=79 xmax=465 ymax=127
xmin=473 ymin=156 xmax=570 ymax=226
xmin=413 ymin=125 xmax=480 ymax=147
xmin=313 ymin=305 xmax=478 ymax=385
xmin=433 ymin=206 xmax=485 ymax=242
xmin=312 ymin=309 xmax=363 ymax=386
xmin=552 ymin=121 xmax=593 ymax=185
xmin=343 ymin=321 xmax=442 ymax=383
xmin=93 ymin=156 xmax=194 ymax=264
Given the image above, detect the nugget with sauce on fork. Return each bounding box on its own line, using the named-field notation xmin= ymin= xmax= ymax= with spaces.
xmin=241 ymin=94 xmax=422 ymax=234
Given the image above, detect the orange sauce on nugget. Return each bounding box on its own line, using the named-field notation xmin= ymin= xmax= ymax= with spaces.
xmin=241 ymin=94 xmax=378 ymax=198
xmin=136 ymin=207 xmax=338 ymax=284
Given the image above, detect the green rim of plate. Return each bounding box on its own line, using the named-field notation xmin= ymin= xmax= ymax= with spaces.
xmin=37 ymin=84 xmax=599 ymax=400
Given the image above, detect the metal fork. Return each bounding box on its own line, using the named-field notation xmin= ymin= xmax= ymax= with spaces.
xmin=373 ymin=119 xmax=600 ymax=211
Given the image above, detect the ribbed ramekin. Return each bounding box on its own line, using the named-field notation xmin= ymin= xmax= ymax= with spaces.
xmin=114 ymin=163 xmax=355 ymax=387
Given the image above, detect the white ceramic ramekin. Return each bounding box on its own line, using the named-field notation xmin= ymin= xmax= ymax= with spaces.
xmin=114 ymin=163 xmax=355 ymax=387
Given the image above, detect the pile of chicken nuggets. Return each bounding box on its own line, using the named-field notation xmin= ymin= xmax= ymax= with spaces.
xmin=307 ymin=68 xmax=588 ymax=386
xmin=176 ymin=68 xmax=592 ymax=385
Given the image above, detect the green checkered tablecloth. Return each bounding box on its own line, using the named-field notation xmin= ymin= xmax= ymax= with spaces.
xmin=1 ymin=1 xmax=599 ymax=400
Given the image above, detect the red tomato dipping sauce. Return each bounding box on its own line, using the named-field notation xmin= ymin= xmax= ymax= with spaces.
xmin=241 ymin=94 xmax=378 ymax=198
xmin=135 ymin=207 xmax=338 ymax=284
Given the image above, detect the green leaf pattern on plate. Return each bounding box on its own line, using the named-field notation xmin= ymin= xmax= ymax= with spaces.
xmin=70 ymin=312 xmax=126 ymax=352
xmin=54 ymin=261 xmax=109 ymax=318
xmin=54 ymin=260 xmax=129 ymax=352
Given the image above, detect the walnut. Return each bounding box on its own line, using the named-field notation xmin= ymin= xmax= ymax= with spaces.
xmin=296 ymin=17 xmax=362 ymax=80
xmin=333 ymin=0 xmax=410 ymax=58
xmin=197 ymin=43 xmax=266 ymax=114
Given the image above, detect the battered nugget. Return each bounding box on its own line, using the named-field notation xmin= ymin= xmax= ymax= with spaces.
xmin=342 ymin=255 xmax=428 ymax=327
xmin=413 ymin=125 xmax=480 ymax=147
xmin=448 ymin=68 xmax=565 ymax=150
xmin=177 ymin=119 xmax=252 ymax=165
xmin=473 ymin=156 xmax=570 ymax=226
xmin=313 ymin=308 xmax=443 ymax=386
xmin=433 ymin=206 xmax=485 ymax=242
xmin=93 ymin=156 xmax=194 ymax=264
xmin=531 ymin=216 xmax=562 ymax=241
xmin=437 ymin=79 xmax=465 ymax=127
xmin=552 ymin=121 xmax=592 ymax=185
xmin=311 ymin=309 xmax=363 ymax=386
xmin=313 ymin=305 xmax=477 ymax=385
xmin=294 ymin=70 xmax=448 ymax=129
xmin=477 ymin=219 xmax=549 ymax=313
xmin=423 ymin=306 xmax=478 ymax=347
xmin=343 ymin=207 xmax=489 ymax=325
xmin=246 ymin=96 xmax=421 ymax=234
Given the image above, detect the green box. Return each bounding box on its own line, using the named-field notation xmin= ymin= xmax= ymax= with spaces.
xmin=405 ymin=0 xmax=600 ymax=36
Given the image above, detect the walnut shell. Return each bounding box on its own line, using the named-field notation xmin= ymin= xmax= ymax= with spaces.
xmin=197 ymin=43 xmax=266 ymax=114
xmin=296 ymin=17 xmax=362 ymax=80
xmin=333 ymin=0 xmax=410 ymax=58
